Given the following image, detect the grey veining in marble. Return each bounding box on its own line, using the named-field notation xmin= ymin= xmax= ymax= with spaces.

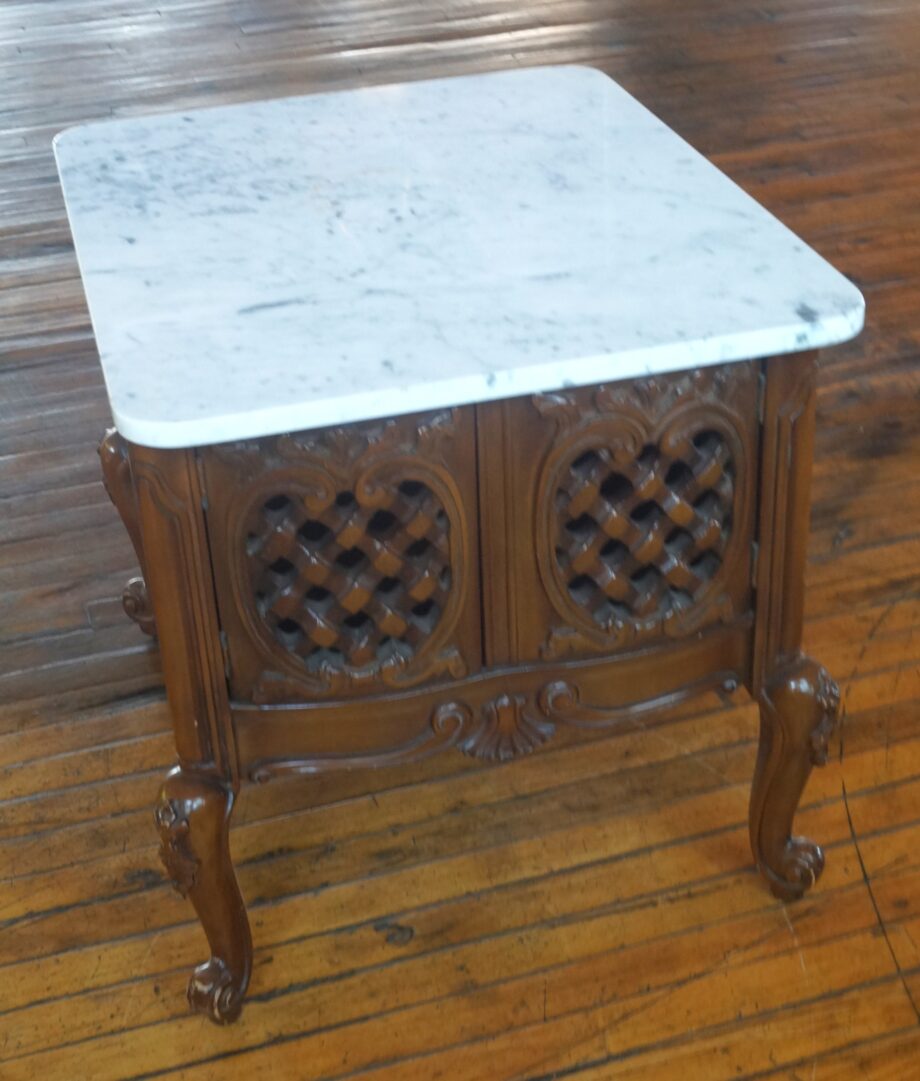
xmin=54 ymin=65 xmax=864 ymax=448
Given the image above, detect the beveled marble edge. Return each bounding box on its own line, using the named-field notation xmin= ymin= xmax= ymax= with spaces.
xmin=111 ymin=311 xmax=863 ymax=448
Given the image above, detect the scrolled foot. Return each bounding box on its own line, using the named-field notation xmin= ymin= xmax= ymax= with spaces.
xmin=156 ymin=767 xmax=252 ymax=1023
xmin=188 ymin=958 xmax=245 ymax=1024
xmin=750 ymin=655 xmax=839 ymax=900
xmin=123 ymin=576 xmax=156 ymax=636
xmin=763 ymin=837 xmax=826 ymax=902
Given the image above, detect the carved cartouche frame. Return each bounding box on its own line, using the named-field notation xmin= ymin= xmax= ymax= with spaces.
xmin=209 ymin=410 xmax=474 ymax=703
xmin=533 ymin=367 xmax=756 ymax=659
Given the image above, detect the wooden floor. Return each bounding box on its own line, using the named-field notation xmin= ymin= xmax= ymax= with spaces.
xmin=2 ymin=1 xmax=920 ymax=1077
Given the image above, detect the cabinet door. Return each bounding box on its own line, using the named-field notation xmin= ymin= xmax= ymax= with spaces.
xmin=476 ymin=363 xmax=759 ymax=666
xmin=200 ymin=407 xmax=481 ymax=704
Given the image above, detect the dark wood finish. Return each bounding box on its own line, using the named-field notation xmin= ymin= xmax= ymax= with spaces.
xmin=478 ymin=363 xmax=759 ymax=664
xmin=128 ymin=443 xmax=235 ymax=778
xmin=200 ymin=408 xmax=482 ymax=704
xmin=750 ymin=654 xmax=840 ymax=901
xmin=5 ymin=0 xmax=920 ymax=1074
xmin=750 ymin=353 xmax=820 ymax=694
xmin=126 ymin=444 xmax=249 ymax=1014
xmin=155 ymin=767 xmax=252 ymax=1023
xmin=745 ymin=352 xmax=836 ymax=898
xmin=233 ymin=625 xmax=750 ymax=778
xmin=112 ymin=356 xmax=831 ymax=1020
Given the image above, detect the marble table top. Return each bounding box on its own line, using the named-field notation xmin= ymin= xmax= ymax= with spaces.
xmin=54 ymin=65 xmax=864 ymax=449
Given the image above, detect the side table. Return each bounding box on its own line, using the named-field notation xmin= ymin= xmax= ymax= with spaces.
xmin=54 ymin=66 xmax=864 ymax=1022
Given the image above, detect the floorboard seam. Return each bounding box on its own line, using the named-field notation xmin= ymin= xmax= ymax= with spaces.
xmin=840 ymin=776 xmax=920 ymax=1022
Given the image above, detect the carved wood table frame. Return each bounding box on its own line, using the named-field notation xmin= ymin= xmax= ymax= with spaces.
xmin=100 ymin=351 xmax=840 ymax=1023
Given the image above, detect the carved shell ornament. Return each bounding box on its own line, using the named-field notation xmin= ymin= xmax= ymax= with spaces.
xmin=456 ymin=693 xmax=556 ymax=761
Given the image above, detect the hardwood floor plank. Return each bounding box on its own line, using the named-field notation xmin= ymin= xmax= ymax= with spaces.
xmin=0 ymin=849 xmax=869 ymax=1061
xmin=750 ymin=1026 xmax=920 ymax=1081
xmin=91 ymin=931 xmax=898 ymax=1081
xmin=547 ymin=985 xmax=919 ymax=1081
xmin=5 ymin=717 xmax=912 ymax=1029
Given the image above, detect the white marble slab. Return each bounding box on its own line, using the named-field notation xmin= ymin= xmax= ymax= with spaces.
xmin=54 ymin=65 xmax=864 ymax=449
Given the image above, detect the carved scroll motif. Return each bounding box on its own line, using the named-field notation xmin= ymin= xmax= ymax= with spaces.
xmin=98 ymin=429 xmax=156 ymax=635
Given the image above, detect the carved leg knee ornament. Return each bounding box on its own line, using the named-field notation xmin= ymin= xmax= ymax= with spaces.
xmin=156 ymin=767 xmax=252 ymax=1023
xmin=749 ymin=655 xmax=840 ymax=901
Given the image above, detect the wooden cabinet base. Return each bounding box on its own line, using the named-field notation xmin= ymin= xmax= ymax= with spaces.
xmin=104 ymin=354 xmax=835 ymax=1022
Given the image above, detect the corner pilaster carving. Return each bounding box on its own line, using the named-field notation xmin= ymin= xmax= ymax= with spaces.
xmin=751 ymin=355 xmax=819 ymax=692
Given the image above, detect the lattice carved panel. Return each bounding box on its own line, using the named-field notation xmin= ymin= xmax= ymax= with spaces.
xmin=248 ymin=479 xmax=450 ymax=672
xmin=201 ymin=410 xmax=478 ymax=703
xmin=533 ymin=364 xmax=758 ymax=658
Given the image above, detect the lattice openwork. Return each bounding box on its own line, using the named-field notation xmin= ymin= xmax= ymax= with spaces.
xmin=245 ymin=480 xmax=451 ymax=674
xmin=554 ymin=429 xmax=734 ymax=629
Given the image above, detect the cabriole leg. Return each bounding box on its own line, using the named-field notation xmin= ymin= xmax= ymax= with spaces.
xmin=749 ymin=654 xmax=840 ymax=901
xmin=156 ymin=766 xmax=252 ymax=1023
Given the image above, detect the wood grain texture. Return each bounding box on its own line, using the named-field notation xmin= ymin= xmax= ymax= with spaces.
xmin=751 ymin=353 xmax=819 ymax=693
xmin=2 ymin=0 xmax=920 ymax=1075
xmin=128 ymin=442 xmax=234 ymax=777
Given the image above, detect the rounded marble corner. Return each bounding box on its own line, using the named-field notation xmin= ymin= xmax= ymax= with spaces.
xmin=53 ymin=119 xmax=113 ymax=170
xmin=109 ymin=404 xmax=193 ymax=450
xmin=814 ymin=287 xmax=867 ymax=349
xmin=531 ymin=63 xmax=624 ymax=102
xmin=111 ymin=408 xmax=217 ymax=451
xmin=54 ymin=112 xmax=152 ymax=166
xmin=53 ymin=118 xmax=109 ymax=155
xmin=846 ymin=286 xmax=868 ymax=338
xmin=107 ymin=371 xmax=489 ymax=450
xmin=551 ymin=62 xmax=614 ymax=84
xmin=51 ymin=124 xmax=76 ymax=159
